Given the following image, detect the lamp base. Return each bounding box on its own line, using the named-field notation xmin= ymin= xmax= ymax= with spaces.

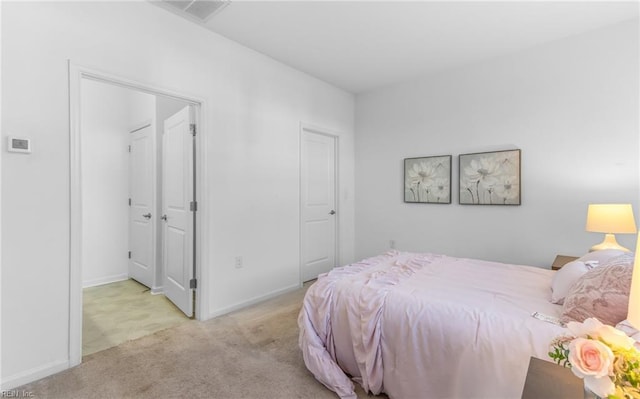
xmin=589 ymin=233 xmax=631 ymax=252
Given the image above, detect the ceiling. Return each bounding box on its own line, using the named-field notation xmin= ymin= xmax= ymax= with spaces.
xmin=153 ymin=1 xmax=639 ymax=94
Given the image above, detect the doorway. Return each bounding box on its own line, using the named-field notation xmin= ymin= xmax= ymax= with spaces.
xmin=82 ymin=279 xmax=188 ymax=356
xmin=69 ymin=65 xmax=205 ymax=366
xmin=300 ymin=126 xmax=339 ymax=282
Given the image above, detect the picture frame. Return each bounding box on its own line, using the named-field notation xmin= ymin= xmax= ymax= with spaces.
xmin=404 ymin=155 xmax=452 ymax=204
xmin=458 ymin=149 xmax=521 ymax=205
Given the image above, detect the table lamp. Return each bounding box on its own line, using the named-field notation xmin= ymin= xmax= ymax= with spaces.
xmin=586 ymin=204 xmax=637 ymax=252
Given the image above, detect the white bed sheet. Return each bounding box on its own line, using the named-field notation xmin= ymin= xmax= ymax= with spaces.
xmin=298 ymin=251 xmax=567 ymax=399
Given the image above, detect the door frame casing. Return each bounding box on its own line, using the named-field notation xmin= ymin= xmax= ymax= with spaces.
xmin=69 ymin=62 xmax=209 ymax=367
xmin=299 ymin=123 xmax=340 ymax=285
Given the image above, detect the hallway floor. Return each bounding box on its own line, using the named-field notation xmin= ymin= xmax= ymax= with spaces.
xmin=83 ymin=279 xmax=190 ymax=356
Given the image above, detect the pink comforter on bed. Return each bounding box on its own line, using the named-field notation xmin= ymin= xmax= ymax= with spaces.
xmin=298 ymin=251 xmax=567 ymax=399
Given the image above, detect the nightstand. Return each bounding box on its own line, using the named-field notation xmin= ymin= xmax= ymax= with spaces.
xmin=521 ymin=357 xmax=583 ymax=398
xmin=551 ymin=255 xmax=579 ymax=270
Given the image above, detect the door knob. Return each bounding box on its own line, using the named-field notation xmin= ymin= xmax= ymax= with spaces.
xmin=329 ymin=210 xmax=336 ymax=215
xmin=161 ymin=215 xmax=167 ymax=221
xmin=142 ymin=213 xmax=152 ymax=219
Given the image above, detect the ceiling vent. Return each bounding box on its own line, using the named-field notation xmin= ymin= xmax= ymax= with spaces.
xmin=157 ymin=0 xmax=231 ymax=23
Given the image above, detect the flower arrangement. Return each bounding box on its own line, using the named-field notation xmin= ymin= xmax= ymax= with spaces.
xmin=549 ymin=318 xmax=640 ymax=399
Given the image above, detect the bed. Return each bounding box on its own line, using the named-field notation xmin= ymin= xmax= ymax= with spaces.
xmin=297 ymin=250 xmax=569 ymax=399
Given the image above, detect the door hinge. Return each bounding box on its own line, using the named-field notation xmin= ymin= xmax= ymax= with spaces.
xmin=128 ymin=145 xmax=131 ymax=153
xmin=189 ymin=278 xmax=197 ymax=289
xmin=128 ymin=251 xmax=131 ymax=259
xmin=128 ymin=198 xmax=131 ymax=206
xmin=190 ymin=201 xmax=198 ymax=212
xmin=190 ymin=124 xmax=196 ymax=136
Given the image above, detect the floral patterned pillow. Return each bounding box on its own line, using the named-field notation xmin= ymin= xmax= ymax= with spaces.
xmin=561 ymin=253 xmax=635 ymax=326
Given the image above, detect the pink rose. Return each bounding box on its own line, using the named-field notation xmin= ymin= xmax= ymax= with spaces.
xmin=568 ymin=338 xmax=613 ymax=378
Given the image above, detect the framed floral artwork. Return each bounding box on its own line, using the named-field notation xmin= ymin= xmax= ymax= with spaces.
xmin=404 ymin=155 xmax=452 ymax=204
xmin=459 ymin=149 xmax=521 ymax=205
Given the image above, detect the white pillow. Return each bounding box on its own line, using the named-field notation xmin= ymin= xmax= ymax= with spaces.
xmin=550 ymin=260 xmax=590 ymax=304
xmin=578 ymin=249 xmax=626 ymax=264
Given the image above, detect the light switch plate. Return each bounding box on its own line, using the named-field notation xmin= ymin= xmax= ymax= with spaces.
xmin=7 ymin=136 xmax=31 ymax=153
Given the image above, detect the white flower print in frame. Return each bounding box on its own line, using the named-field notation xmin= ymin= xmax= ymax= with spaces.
xmin=404 ymin=155 xmax=452 ymax=204
xmin=459 ymin=149 xmax=521 ymax=205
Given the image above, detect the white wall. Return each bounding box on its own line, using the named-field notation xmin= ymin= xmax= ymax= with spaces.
xmin=355 ymin=19 xmax=639 ymax=267
xmin=81 ymin=80 xmax=156 ymax=288
xmin=1 ymin=1 xmax=354 ymax=388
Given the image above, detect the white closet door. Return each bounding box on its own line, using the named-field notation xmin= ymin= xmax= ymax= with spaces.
xmin=129 ymin=123 xmax=156 ymax=288
xmin=162 ymin=106 xmax=194 ymax=317
xmin=301 ymin=129 xmax=337 ymax=282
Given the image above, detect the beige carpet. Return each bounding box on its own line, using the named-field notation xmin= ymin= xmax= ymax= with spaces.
xmin=83 ymin=279 xmax=190 ymax=356
xmin=19 ymin=283 xmax=383 ymax=399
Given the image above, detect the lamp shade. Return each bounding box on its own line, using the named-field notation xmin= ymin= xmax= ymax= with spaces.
xmin=586 ymin=204 xmax=637 ymax=234
xmin=626 ymin=233 xmax=640 ymax=329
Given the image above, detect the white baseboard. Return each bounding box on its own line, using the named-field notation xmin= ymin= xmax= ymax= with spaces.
xmin=82 ymin=274 xmax=128 ymax=288
xmin=150 ymin=286 xmax=164 ymax=295
xmin=1 ymin=359 xmax=69 ymax=390
xmin=206 ymin=283 xmax=302 ymax=319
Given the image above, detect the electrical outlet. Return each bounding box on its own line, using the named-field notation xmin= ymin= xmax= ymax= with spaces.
xmin=389 ymin=240 xmax=396 ymax=249
xmin=235 ymin=256 xmax=243 ymax=268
